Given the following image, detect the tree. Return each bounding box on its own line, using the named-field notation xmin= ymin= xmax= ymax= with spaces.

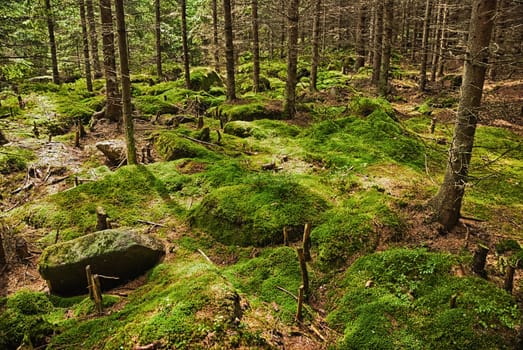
xmin=371 ymin=1 xmax=383 ymax=86
xmin=86 ymin=0 xmax=102 ymax=78
xmin=155 ymin=0 xmax=162 ymax=78
xmin=310 ymin=0 xmax=322 ymax=92
xmin=284 ymin=0 xmax=300 ymax=119
xmin=99 ymin=0 xmax=121 ymax=122
xmin=354 ymin=3 xmax=367 ymax=71
xmin=180 ymin=0 xmax=191 ymax=89
xmin=251 ymin=0 xmax=260 ymax=93
xmin=223 ymin=0 xmax=236 ymax=100
xmin=114 ymin=0 xmax=137 ymax=165
xmin=79 ymin=0 xmax=93 ymax=92
xmin=419 ymin=0 xmax=433 ymax=91
xmin=45 ymin=0 xmax=60 ymax=84
xmin=379 ymin=0 xmax=393 ymax=95
xmin=430 ymin=0 xmax=498 ymax=231
xmin=212 ymin=0 xmax=219 ymax=72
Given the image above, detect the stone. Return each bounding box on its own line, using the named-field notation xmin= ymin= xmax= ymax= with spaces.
xmin=38 ymin=229 xmax=165 ymax=295
xmin=96 ymin=139 xmax=126 ymax=165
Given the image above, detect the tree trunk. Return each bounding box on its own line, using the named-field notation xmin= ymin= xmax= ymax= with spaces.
xmin=0 ymin=232 xmax=6 ymax=267
xmin=79 ymin=0 xmax=93 ymax=92
xmin=86 ymin=0 xmax=102 ymax=78
xmin=251 ymin=0 xmax=260 ymax=92
xmin=379 ymin=0 xmax=393 ymax=95
xmin=155 ymin=0 xmax=162 ymax=78
xmin=430 ymin=0 xmax=497 ymax=231
xmin=371 ymin=1 xmax=383 ymax=86
xmin=280 ymin=0 xmax=286 ymax=59
xmin=310 ymin=0 xmax=322 ymax=91
xmin=430 ymin=0 xmax=442 ymax=82
xmin=115 ymin=0 xmax=137 ymax=165
xmin=354 ymin=3 xmax=367 ymax=71
xmin=437 ymin=3 xmax=448 ymax=78
xmin=223 ymin=0 xmax=236 ymax=101
xmin=99 ymin=0 xmax=121 ymax=122
xmin=180 ymin=0 xmax=191 ymax=89
xmin=212 ymin=0 xmax=219 ymax=72
xmin=45 ymin=0 xmax=60 ymax=84
xmin=284 ymin=0 xmax=300 ymax=119
xmin=419 ymin=0 xmax=433 ymax=91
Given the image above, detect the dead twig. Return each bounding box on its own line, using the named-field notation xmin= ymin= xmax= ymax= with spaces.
xmin=197 ymin=249 xmax=214 ymax=264
xmin=137 ymin=219 xmax=165 ymax=227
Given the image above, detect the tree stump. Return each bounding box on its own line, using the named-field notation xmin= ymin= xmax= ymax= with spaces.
xmin=472 ymin=244 xmax=489 ymax=278
xmin=15 ymin=237 xmax=30 ymax=261
xmin=504 ymin=264 xmax=516 ymax=293
xmin=96 ymin=207 xmax=109 ymax=231
xmin=302 ymin=223 xmax=312 ymax=262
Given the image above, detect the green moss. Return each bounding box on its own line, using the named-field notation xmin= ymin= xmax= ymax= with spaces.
xmin=0 ymin=146 xmax=34 ymax=174
xmin=216 ymin=99 xmax=283 ymax=121
xmin=189 ymin=67 xmax=223 ymax=91
xmin=191 ymin=175 xmax=329 ymax=246
xmin=154 ymin=131 xmax=216 ymax=161
xmin=328 ymin=249 xmax=520 ymax=349
xmin=350 ymin=96 xmax=395 ymax=118
xmin=134 ymin=95 xmax=179 ymax=116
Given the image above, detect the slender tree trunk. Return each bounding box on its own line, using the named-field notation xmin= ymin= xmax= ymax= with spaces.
xmin=419 ymin=0 xmax=433 ymax=91
xmin=251 ymin=0 xmax=260 ymax=92
xmin=155 ymin=0 xmax=163 ymax=78
xmin=45 ymin=0 xmax=60 ymax=84
xmin=310 ymin=0 xmax=322 ymax=92
xmin=223 ymin=0 xmax=236 ymax=100
xmin=114 ymin=0 xmax=137 ymax=165
xmin=379 ymin=0 xmax=393 ymax=95
xmin=212 ymin=0 xmax=219 ymax=72
xmin=430 ymin=0 xmax=442 ymax=82
xmin=430 ymin=0 xmax=497 ymax=231
xmin=280 ymin=0 xmax=286 ymax=59
xmin=86 ymin=0 xmax=102 ymax=78
xmin=284 ymin=0 xmax=300 ymax=119
xmin=354 ymin=3 xmax=367 ymax=71
xmin=99 ymin=0 xmax=121 ymax=122
xmin=437 ymin=3 xmax=448 ymax=78
xmin=371 ymin=1 xmax=383 ymax=86
xmin=79 ymin=0 xmax=93 ymax=92
xmin=180 ymin=0 xmax=190 ymax=89
xmin=0 ymin=232 xmax=6 ymax=267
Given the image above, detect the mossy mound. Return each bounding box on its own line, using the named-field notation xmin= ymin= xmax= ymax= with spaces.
xmin=0 ymin=290 xmax=55 ymax=349
xmin=0 ymin=146 xmax=34 ymax=174
xmin=224 ymin=120 xmax=261 ymax=138
xmin=38 ymin=229 xmax=165 ymax=295
xmin=216 ymin=100 xmax=283 ymax=121
xmin=328 ymin=249 xmax=520 ymax=349
xmin=189 ymin=67 xmax=223 ymax=91
xmin=190 ymin=176 xmax=329 ymax=246
xmin=154 ymin=131 xmax=215 ymax=161
xmin=350 ymin=96 xmax=395 ymax=118
xmin=134 ymin=95 xmax=179 ymax=116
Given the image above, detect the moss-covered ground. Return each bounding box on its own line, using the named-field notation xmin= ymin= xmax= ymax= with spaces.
xmin=1 ymin=56 xmax=522 ymax=349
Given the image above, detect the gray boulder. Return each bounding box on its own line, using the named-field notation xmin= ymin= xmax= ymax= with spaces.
xmin=38 ymin=229 xmax=165 ymax=296
xmin=96 ymin=140 xmax=126 ymax=165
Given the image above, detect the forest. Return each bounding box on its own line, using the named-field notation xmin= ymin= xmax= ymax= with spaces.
xmin=0 ymin=0 xmax=522 ymax=348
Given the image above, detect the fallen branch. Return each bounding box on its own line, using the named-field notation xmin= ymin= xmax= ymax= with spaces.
xmin=180 ymin=134 xmax=221 ymax=148
xmin=137 ymin=219 xmax=165 ymax=227
xmin=11 ymin=182 xmax=33 ymax=194
xmin=197 ymin=249 xmax=214 ymax=264
xmin=276 ymin=285 xmax=298 ymax=301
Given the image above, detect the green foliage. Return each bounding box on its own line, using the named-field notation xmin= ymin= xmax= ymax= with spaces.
xmin=312 ymin=190 xmax=403 ymax=269
xmin=0 ymin=146 xmax=34 ymax=174
xmin=0 ymin=290 xmax=55 ymax=349
xmin=191 ymin=175 xmax=329 ymax=246
xmin=328 ymin=249 xmax=520 ymax=349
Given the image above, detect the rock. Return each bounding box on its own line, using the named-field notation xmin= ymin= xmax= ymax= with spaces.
xmin=223 ymin=121 xmax=255 ymax=138
xmin=96 ymin=140 xmax=126 ymax=165
xmin=38 ymin=229 xmax=165 ymax=296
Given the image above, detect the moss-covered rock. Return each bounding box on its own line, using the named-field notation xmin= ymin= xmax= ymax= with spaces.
xmin=223 ymin=121 xmax=258 ymax=138
xmin=189 ymin=67 xmax=223 ymax=91
xmin=38 ymin=229 xmax=165 ymax=295
xmin=350 ymin=96 xmax=395 ymax=119
xmin=134 ymin=95 xmax=179 ymax=116
xmin=154 ymin=131 xmax=214 ymax=161
xmin=0 ymin=146 xmax=34 ymax=174
xmin=190 ymin=176 xmax=329 ymax=246
xmin=216 ymin=100 xmax=283 ymax=121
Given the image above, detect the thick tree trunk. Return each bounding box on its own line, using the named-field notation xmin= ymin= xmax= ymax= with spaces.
xmin=223 ymin=0 xmax=236 ymax=100
xmin=180 ymin=0 xmax=190 ymax=89
xmin=284 ymin=0 xmax=300 ymax=119
xmin=354 ymin=3 xmax=366 ymax=71
xmin=371 ymin=1 xmax=383 ymax=86
xmin=99 ymin=0 xmax=121 ymax=122
xmin=310 ymin=0 xmax=322 ymax=91
xmin=79 ymin=0 xmax=93 ymax=92
xmin=430 ymin=0 xmax=497 ymax=231
xmin=86 ymin=0 xmax=102 ymax=78
xmin=430 ymin=0 xmax=442 ymax=82
xmin=251 ymin=0 xmax=260 ymax=92
xmin=419 ymin=0 xmax=433 ymax=91
xmin=212 ymin=0 xmax=219 ymax=72
xmin=155 ymin=0 xmax=162 ymax=78
xmin=45 ymin=0 xmax=60 ymax=84
xmin=115 ymin=0 xmax=137 ymax=165
xmin=379 ymin=0 xmax=393 ymax=95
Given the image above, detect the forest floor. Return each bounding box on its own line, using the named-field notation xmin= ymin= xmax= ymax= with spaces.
xmin=1 ymin=68 xmax=522 ymax=349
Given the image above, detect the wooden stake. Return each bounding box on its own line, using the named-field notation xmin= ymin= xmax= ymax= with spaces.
xmin=92 ymin=274 xmax=103 ymax=315
xmin=295 ymin=285 xmax=304 ymax=322
xmin=472 ymin=243 xmax=489 ymax=279
xmin=450 ymin=294 xmax=457 ymax=308
xmin=283 ymin=226 xmax=289 ymax=246
xmin=303 ymin=223 xmax=312 ymax=262
xmin=504 ymin=264 xmax=516 ymax=293
xmin=86 ymin=265 xmax=94 ymax=299
xmin=96 ymin=206 xmax=109 ymax=231
xmin=297 ymin=248 xmax=309 ymax=299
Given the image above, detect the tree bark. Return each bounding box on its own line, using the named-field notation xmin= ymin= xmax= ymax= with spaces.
xmin=99 ymin=0 xmax=121 ymax=122
xmin=430 ymin=0 xmax=497 ymax=231
xmin=284 ymin=0 xmax=300 ymax=119
xmin=437 ymin=3 xmax=448 ymax=78
xmin=0 ymin=232 xmax=6 ymax=267
xmin=45 ymin=0 xmax=60 ymax=84
xmin=223 ymin=0 xmax=236 ymax=100
xmin=310 ymin=0 xmax=322 ymax=92
xmin=251 ymin=0 xmax=260 ymax=93
xmin=212 ymin=0 xmax=219 ymax=72
xmin=181 ymin=0 xmax=191 ymax=89
xmin=379 ymin=0 xmax=393 ymax=95
xmin=155 ymin=0 xmax=162 ymax=78
xmin=371 ymin=1 xmax=383 ymax=86
xmin=79 ymin=0 xmax=93 ymax=92
xmin=419 ymin=0 xmax=433 ymax=91
xmin=86 ymin=0 xmax=102 ymax=78
xmin=354 ymin=3 xmax=367 ymax=71
xmin=115 ymin=0 xmax=137 ymax=164
xmin=430 ymin=0 xmax=442 ymax=82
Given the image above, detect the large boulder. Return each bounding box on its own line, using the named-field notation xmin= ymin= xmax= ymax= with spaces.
xmin=96 ymin=139 xmax=126 ymax=165
xmin=38 ymin=229 xmax=165 ymax=296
